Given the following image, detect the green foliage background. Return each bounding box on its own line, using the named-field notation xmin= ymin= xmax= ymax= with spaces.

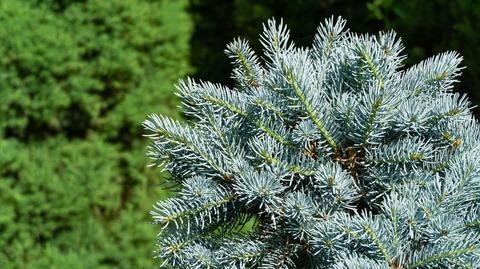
xmin=0 ymin=0 xmax=478 ymax=268
xmin=0 ymin=0 xmax=191 ymax=268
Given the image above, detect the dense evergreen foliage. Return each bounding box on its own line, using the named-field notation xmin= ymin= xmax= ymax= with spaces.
xmin=0 ymin=0 xmax=191 ymax=268
xmin=145 ymin=17 xmax=480 ymax=268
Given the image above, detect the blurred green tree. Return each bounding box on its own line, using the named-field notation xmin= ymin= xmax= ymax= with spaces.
xmin=0 ymin=0 xmax=191 ymax=268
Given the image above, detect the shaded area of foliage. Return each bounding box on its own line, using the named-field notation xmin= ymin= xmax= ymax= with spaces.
xmin=0 ymin=0 xmax=191 ymax=268
xmin=189 ymin=0 xmax=377 ymax=86
xmin=367 ymin=0 xmax=480 ymax=115
xmin=189 ymin=0 xmax=479 ymax=114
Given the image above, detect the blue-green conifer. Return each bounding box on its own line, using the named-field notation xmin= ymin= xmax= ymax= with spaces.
xmin=145 ymin=17 xmax=480 ymax=268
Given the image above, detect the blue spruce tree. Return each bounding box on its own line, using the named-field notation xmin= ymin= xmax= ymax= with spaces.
xmin=143 ymin=17 xmax=480 ymax=268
